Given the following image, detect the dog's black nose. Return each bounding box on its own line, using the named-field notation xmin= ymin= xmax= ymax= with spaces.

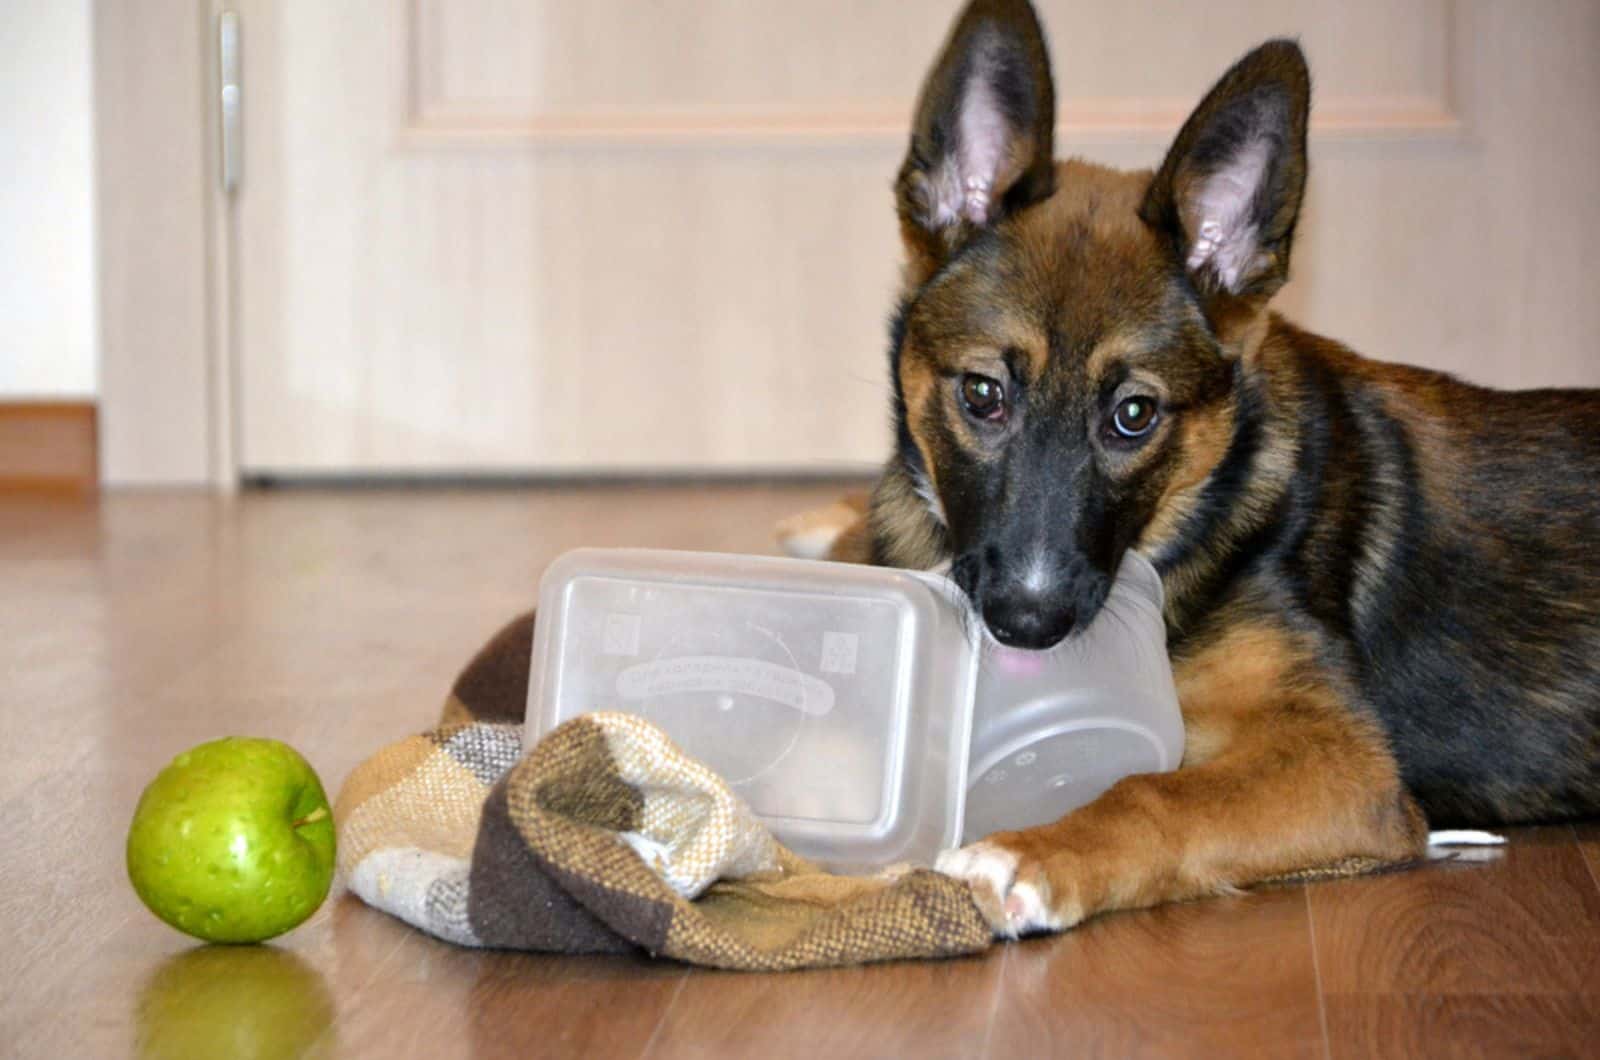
xmin=982 ymin=591 xmax=1076 ymax=650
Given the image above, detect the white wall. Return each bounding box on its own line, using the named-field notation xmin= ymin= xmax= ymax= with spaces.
xmin=0 ymin=0 xmax=98 ymax=397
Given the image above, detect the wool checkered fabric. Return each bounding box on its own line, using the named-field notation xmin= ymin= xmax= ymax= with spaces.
xmin=336 ymin=612 xmax=992 ymax=969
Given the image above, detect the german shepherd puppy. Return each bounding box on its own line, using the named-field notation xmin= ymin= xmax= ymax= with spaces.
xmin=819 ymin=0 xmax=1600 ymax=935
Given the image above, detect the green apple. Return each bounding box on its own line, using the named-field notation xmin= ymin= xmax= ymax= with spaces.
xmin=127 ymin=737 xmax=336 ymax=943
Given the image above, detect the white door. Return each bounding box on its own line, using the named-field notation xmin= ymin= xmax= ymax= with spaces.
xmin=230 ymin=1 xmax=1600 ymax=477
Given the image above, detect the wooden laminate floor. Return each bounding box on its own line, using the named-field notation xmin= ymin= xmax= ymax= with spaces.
xmin=2 ymin=487 xmax=1597 ymax=1059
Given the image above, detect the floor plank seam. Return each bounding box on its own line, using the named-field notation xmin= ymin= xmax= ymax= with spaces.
xmin=301 ymin=928 xmax=415 ymax=1056
xmin=634 ymin=965 xmax=691 ymax=1060
xmin=1571 ymin=823 xmax=1600 ymax=899
xmin=1303 ymin=887 xmax=1334 ymax=1060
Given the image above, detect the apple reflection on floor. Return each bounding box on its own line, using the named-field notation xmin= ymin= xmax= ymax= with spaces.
xmin=134 ymin=945 xmax=336 ymax=1059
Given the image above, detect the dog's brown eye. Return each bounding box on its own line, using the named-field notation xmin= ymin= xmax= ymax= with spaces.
xmin=961 ymin=374 xmax=1005 ymax=420
xmin=1112 ymin=396 xmax=1159 ymax=438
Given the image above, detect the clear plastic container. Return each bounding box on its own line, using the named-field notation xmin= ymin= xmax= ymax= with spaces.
xmin=528 ymin=549 xmax=978 ymax=869
xmin=526 ymin=548 xmax=1182 ymax=870
xmin=959 ymin=552 xmax=1183 ymax=843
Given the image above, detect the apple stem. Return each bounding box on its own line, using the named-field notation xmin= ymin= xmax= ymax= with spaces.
xmin=292 ymin=806 xmax=330 ymax=829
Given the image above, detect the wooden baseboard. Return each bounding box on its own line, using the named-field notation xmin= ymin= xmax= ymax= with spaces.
xmin=0 ymin=401 xmax=98 ymax=493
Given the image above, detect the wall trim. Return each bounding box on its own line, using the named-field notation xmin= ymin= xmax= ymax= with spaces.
xmin=0 ymin=400 xmax=99 ymax=493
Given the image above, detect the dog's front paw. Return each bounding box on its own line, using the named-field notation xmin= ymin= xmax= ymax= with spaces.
xmin=935 ymin=840 xmax=1077 ymax=938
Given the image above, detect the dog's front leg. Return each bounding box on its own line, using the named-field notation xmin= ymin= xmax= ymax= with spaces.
xmin=939 ymin=622 xmax=1431 ymax=936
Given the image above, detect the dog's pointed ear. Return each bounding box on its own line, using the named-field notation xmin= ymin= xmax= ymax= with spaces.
xmin=1141 ymin=39 xmax=1310 ymax=302
xmin=896 ymin=0 xmax=1056 ymax=286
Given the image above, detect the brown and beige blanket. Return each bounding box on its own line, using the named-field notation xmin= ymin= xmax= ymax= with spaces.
xmin=335 ymin=612 xmax=993 ymax=970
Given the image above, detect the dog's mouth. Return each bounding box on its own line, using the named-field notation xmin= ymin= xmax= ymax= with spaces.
xmin=947 ymin=553 xmax=1113 ymax=651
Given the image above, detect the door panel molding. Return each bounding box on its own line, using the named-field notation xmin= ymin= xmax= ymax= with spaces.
xmin=401 ymin=0 xmax=1461 ymax=148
